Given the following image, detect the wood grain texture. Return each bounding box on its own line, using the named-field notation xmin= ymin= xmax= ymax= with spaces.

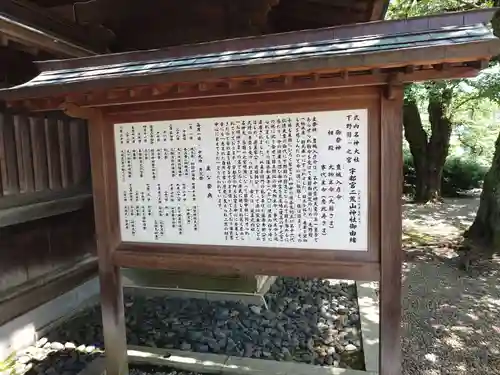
xmin=379 ymin=86 xmax=403 ymax=375
xmin=32 ymin=8 xmax=497 ymax=72
xmin=0 ymin=112 xmax=19 ymax=195
xmin=105 ymin=87 xmax=380 ymax=265
xmin=88 ymin=112 xmax=128 ymax=375
xmin=44 ymin=117 xmax=62 ymax=189
xmin=30 ymin=116 xmax=49 ymax=191
xmin=69 ymin=118 xmax=89 ymax=185
xmin=0 ymin=256 xmax=97 ymax=326
xmin=10 ymin=66 xmax=481 ymax=113
xmin=57 ymin=118 xmax=72 ymax=188
xmin=0 ymin=206 xmax=96 ymax=323
xmin=114 ymin=246 xmax=380 ymax=281
xmin=13 ymin=114 xmax=34 ymax=193
xmin=0 ymin=191 xmax=92 ymax=227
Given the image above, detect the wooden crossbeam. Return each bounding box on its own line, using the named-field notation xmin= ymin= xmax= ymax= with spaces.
xmin=0 ymin=0 xmax=111 ymax=57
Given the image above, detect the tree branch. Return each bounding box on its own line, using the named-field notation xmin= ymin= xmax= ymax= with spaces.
xmin=454 ymin=0 xmax=482 ymax=9
xmin=453 ymin=95 xmax=480 ymax=112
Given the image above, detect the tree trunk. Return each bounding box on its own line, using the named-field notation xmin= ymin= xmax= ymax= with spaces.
xmin=464 ymin=130 xmax=500 ymax=251
xmin=403 ymin=90 xmax=452 ymax=203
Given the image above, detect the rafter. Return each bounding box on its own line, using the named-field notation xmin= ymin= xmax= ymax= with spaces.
xmin=0 ymin=0 xmax=112 ymax=57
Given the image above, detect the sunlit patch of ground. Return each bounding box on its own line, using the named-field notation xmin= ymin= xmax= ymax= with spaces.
xmin=402 ymin=197 xmax=479 ymax=246
xmin=401 ymin=196 xmax=500 ymax=375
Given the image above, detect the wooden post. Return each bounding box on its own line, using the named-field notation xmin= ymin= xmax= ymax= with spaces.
xmin=86 ymin=110 xmax=128 ymax=375
xmin=379 ymin=84 xmax=403 ymax=375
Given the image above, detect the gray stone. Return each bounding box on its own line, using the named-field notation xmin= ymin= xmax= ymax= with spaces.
xmin=64 ymin=342 xmax=76 ymax=350
xmin=207 ymin=339 xmax=220 ymax=352
xmin=249 ymin=305 xmax=261 ymax=315
xmin=281 ymin=347 xmax=292 ymax=360
xmin=262 ymin=310 xmax=276 ymax=320
xmin=17 ymin=355 xmax=31 ymax=364
xmin=323 ymin=335 xmax=334 ymax=345
xmin=50 ymin=342 xmax=65 ymax=351
xmin=337 ymin=305 xmax=348 ymax=314
xmin=338 ymin=314 xmax=348 ymax=326
xmin=327 ymin=346 xmax=336 ymax=355
xmin=216 ymin=308 xmax=230 ymax=320
xmin=243 ymin=343 xmax=253 ymax=357
xmin=344 ymin=343 xmax=357 ymax=352
xmin=41 ymin=276 xmax=363 ymax=371
xmin=262 ymin=351 xmax=272 ymax=358
xmin=31 ymin=351 xmax=48 ymax=361
xmin=195 ymin=344 xmax=209 ymax=353
xmin=301 ymin=353 xmax=313 ymax=362
xmin=36 ymin=338 xmax=48 ymax=348
xmin=188 ymin=330 xmax=203 ymax=341
xmin=306 ymin=338 xmax=315 ymax=351
xmin=226 ymin=338 xmax=237 ymax=352
xmin=180 ymin=342 xmax=191 ymax=351
xmin=275 ymin=323 xmax=286 ymax=333
xmin=214 ymin=329 xmax=226 ymax=340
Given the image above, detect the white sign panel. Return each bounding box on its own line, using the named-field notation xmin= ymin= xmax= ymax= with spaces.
xmin=115 ymin=109 xmax=368 ymax=251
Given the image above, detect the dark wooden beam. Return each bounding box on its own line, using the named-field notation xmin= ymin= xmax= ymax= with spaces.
xmin=114 ymin=247 xmax=380 ymax=280
xmin=276 ymin=0 xmax=369 ymax=13
xmin=0 ymin=255 xmax=97 ymax=326
xmin=27 ymin=0 xmax=76 ymax=6
xmin=0 ymin=0 xmax=112 ymax=56
xmin=0 ymin=46 xmax=38 ymax=86
xmin=379 ymin=85 xmax=403 ymax=375
xmin=86 ymin=110 xmax=128 ymax=375
xmin=7 ymin=65 xmax=482 ymax=113
xmin=0 ymin=191 xmax=92 ymax=227
xmin=271 ymin=2 xmax=362 ymax=29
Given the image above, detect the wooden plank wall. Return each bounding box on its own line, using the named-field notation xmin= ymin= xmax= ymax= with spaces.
xmin=0 ymin=109 xmax=97 ymax=325
xmin=0 ymin=110 xmax=90 ymax=197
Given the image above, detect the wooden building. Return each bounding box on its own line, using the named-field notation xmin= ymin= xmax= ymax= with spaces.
xmin=1 ymin=5 xmax=498 ymax=375
xmin=0 ymin=0 xmax=390 ymax=336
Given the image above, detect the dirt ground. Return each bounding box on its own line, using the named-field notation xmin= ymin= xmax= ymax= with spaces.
xmin=401 ymin=197 xmax=500 ymax=375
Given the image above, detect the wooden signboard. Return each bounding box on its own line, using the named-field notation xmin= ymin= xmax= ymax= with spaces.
xmin=0 ymin=8 xmax=498 ymax=375
xmin=114 ymin=110 xmax=368 ymax=250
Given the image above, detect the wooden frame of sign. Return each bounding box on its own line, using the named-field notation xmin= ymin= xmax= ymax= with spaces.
xmin=1 ymin=9 xmax=498 ymax=375
xmin=81 ymin=85 xmax=402 ymax=375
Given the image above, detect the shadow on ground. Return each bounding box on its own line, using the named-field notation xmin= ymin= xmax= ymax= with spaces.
xmin=402 ymin=197 xmax=500 ymax=375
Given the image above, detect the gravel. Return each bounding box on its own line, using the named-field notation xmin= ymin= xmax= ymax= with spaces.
xmin=401 ymin=197 xmax=500 ymax=375
xmin=6 ymin=344 xmax=102 ymax=375
xmin=7 ymin=277 xmax=364 ymax=374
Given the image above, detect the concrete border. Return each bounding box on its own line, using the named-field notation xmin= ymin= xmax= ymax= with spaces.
xmin=0 ymin=277 xmax=99 ymax=361
xmin=355 ymin=281 xmax=379 ymax=374
xmin=79 ymin=346 xmax=378 ymax=375
xmin=124 ymin=286 xmax=268 ymax=307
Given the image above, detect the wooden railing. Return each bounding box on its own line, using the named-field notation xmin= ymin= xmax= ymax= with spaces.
xmin=0 ymin=109 xmax=92 ymax=227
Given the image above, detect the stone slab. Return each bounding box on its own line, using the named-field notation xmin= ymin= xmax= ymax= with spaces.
xmin=124 ymin=286 xmax=267 ymax=307
xmin=127 ymin=346 xmax=377 ymax=375
xmin=128 ymin=345 xmax=229 ymax=374
xmin=356 ymin=281 xmax=380 ymax=373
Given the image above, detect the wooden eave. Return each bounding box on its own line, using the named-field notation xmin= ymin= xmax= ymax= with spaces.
xmin=1 ymin=8 xmax=499 ymax=112
xmin=0 ymin=0 xmax=109 ymax=57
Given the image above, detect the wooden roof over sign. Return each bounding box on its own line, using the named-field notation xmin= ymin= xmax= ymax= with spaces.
xmin=1 ymin=8 xmax=499 ymax=111
xmin=27 ymin=0 xmax=389 ymax=51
